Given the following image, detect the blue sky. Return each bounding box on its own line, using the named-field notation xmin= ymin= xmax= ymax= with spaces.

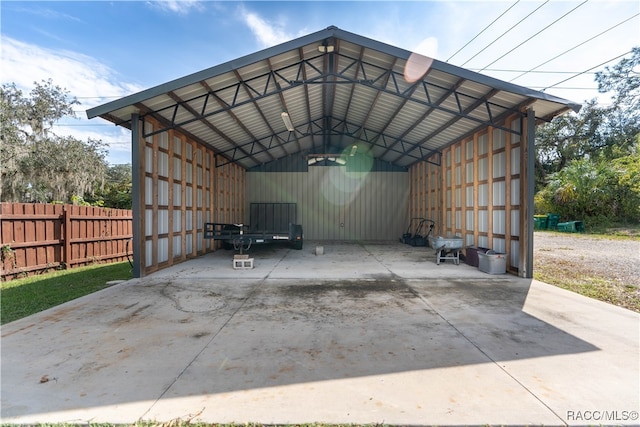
xmin=2 ymin=0 xmax=638 ymax=164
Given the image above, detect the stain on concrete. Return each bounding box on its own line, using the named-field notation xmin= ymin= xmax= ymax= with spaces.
xmin=191 ymin=332 xmax=211 ymax=339
xmin=109 ymin=304 xmax=152 ymax=327
xmin=279 ymin=278 xmax=415 ymax=299
xmin=161 ymin=283 xmax=227 ymax=313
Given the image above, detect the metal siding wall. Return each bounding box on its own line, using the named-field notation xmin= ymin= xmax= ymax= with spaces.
xmin=246 ymin=168 xmax=407 ymax=241
xmin=137 ymin=117 xmax=245 ymax=276
xmin=408 ymin=113 xmax=524 ymax=274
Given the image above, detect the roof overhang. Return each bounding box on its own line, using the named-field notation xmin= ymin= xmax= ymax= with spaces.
xmin=87 ymin=25 xmax=581 ymax=169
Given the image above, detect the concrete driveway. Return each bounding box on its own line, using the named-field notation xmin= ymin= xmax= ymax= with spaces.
xmin=1 ymin=242 xmax=639 ymax=426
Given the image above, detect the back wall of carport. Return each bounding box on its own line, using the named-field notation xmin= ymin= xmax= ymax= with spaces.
xmin=246 ymin=162 xmax=408 ymax=241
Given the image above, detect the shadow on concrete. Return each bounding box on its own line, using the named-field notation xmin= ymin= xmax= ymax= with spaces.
xmin=0 ymin=242 xmax=611 ymax=424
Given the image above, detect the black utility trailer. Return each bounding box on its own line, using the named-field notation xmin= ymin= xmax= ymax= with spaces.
xmin=204 ymin=202 xmax=303 ymax=251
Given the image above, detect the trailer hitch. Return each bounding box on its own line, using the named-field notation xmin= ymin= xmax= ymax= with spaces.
xmin=232 ymin=237 xmax=252 ymax=254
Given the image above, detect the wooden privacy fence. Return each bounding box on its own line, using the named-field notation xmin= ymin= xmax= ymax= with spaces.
xmin=1 ymin=203 xmax=133 ymax=281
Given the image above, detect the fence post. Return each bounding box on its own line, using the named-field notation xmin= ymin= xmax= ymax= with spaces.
xmin=64 ymin=205 xmax=72 ymax=269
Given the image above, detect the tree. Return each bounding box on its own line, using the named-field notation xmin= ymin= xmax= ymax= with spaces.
xmin=1 ymin=80 xmax=108 ymax=203
xmin=533 ymin=48 xmax=640 ymax=225
xmin=535 ymin=48 xmax=640 ymax=183
xmin=534 ymin=99 xmax=607 ymax=189
xmin=96 ymin=164 xmax=133 ymax=209
xmin=595 ymin=46 xmax=640 ymax=159
xmin=19 ymin=136 xmax=107 ymax=203
xmin=535 ymin=148 xmax=640 ymax=224
xmin=608 ymin=147 xmax=640 ymax=222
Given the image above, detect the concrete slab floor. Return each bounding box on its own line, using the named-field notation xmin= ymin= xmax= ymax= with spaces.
xmin=1 ymin=242 xmax=638 ymax=426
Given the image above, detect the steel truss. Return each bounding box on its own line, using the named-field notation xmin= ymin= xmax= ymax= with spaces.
xmin=139 ymin=50 xmax=523 ymax=168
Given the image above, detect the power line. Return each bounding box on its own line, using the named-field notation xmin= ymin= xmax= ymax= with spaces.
xmin=473 ymin=68 xmax=597 ymax=74
xmin=75 ymin=95 xmax=123 ymax=99
xmin=510 ymin=12 xmax=640 ymax=82
xmin=446 ymin=0 xmax=521 ymax=63
xmin=543 ymin=50 xmax=632 ymax=91
xmin=54 ymin=123 xmax=117 ymax=127
xmin=460 ymin=0 xmax=550 ymax=67
xmin=528 ymin=86 xmax=598 ymax=90
xmin=478 ymin=0 xmax=588 ymax=72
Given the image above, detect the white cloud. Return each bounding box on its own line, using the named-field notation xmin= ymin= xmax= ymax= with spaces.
xmin=145 ymin=0 xmax=203 ymax=15
xmin=54 ymin=122 xmax=133 ymax=164
xmin=8 ymin=5 xmax=84 ymax=23
xmin=413 ymin=37 xmax=439 ymax=59
xmin=1 ymin=36 xmax=142 ymax=164
xmin=1 ymin=37 xmax=141 ymax=107
xmin=239 ymin=7 xmax=303 ymax=48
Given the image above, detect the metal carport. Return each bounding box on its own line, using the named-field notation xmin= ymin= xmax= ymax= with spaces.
xmin=87 ymin=25 xmax=580 ymax=278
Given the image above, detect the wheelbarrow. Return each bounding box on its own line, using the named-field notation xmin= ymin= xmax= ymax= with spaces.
xmin=428 ymin=235 xmax=464 ymax=265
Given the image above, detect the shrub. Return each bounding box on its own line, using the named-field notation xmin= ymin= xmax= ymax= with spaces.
xmin=534 ymin=154 xmax=640 ymax=224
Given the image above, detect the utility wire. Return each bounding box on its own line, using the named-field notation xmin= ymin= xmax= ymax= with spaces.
xmin=446 ymin=0 xmax=521 ymax=63
xmin=529 ymin=86 xmax=598 ymax=90
xmin=476 ymin=68 xmax=597 ymax=74
xmin=460 ymin=0 xmax=550 ymax=67
xmin=75 ymin=95 xmax=123 ymax=99
xmin=478 ymin=0 xmax=588 ymax=72
xmin=54 ymin=123 xmax=114 ymax=126
xmin=510 ymin=12 xmax=640 ymax=82
xmin=543 ymin=50 xmax=632 ymax=91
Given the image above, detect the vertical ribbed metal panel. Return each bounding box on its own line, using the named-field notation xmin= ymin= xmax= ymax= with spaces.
xmin=407 ymin=113 xmax=525 ymax=274
xmin=246 ymin=168 xmax=408 ymax=241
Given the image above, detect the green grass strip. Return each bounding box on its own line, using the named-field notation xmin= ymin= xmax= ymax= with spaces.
xmin=1 ymin=261 xmax=132 ymax=325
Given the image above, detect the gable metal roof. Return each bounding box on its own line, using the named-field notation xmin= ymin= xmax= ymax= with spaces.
xmin=87 ymin=25 xmax=580 ymax=170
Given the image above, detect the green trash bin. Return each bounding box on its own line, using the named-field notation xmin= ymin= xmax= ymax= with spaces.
xmin=534 ymin=215 xmax=548 ymax=230
xmin=557 ymin=221 xmax=572 ymax=232
xmin=547 ymin=213 xmax=560 ymax=230
xmin=558 ymin=220 xmax=584 ymax=233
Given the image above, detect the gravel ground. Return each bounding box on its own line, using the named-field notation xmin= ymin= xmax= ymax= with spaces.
xmin=533 ymin=231 xmax=640 ymax=311
xmin=534 ymin=232 xmax=640 ymax=287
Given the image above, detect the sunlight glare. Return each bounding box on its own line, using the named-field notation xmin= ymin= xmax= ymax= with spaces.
xmin=404 ymin=52 xmax=434 ymax=83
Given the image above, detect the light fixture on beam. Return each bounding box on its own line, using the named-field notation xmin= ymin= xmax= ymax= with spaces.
xmin=350 ymin=145 xmax=358 ymax=157
xmin=281 ymin=111 xmax=295 ymax=132
xmin=318 ymin=45 xmax=335 ymax=53
xmin=307 ymin=154 xmax=347 ymax=166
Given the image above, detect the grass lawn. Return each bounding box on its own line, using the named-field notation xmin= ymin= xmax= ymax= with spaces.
xmin=534 ymin=264 xmax=640 ymax=313
xmin=1 ymin=261 xmax=132 ymax=325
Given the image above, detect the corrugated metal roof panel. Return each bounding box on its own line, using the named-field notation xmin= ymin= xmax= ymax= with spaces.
xmin=87 ymin=26 xmax=580 ymax=170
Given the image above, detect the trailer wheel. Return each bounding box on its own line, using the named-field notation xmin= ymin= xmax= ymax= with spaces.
xmin=292 ymin=225 xmax=303 ymax=250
